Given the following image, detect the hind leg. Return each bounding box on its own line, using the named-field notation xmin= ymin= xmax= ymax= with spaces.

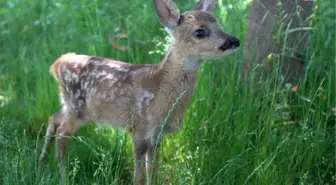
xmin=39 ymin=110 xmax=63 ymax=167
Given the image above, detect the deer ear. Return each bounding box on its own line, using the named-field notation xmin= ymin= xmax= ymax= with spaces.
xmin=154 ymin=0 xmax=180 ymax=29
xmin=193 ymin=0 xmax=218 ymax=13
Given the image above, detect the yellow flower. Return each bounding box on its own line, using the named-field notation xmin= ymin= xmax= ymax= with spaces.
xmin=267 ymin=53 xmax=272 ymax=60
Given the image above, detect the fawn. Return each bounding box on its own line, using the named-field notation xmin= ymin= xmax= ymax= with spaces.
xmin=38 ymin=0 xmax=239 ymax=184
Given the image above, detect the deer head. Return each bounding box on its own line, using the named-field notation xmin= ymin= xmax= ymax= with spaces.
xmin=154 ymin=0 xmax=240 ymax=66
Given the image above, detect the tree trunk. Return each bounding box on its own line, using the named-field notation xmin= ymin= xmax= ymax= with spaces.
xmin=243 ymin=0 xmax=314 ymax=86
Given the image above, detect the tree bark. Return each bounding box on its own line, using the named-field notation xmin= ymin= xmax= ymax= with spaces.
xmin=243 ymin=0 xmax=314 ymax=86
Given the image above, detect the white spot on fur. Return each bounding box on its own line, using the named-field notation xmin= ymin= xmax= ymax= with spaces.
xmin=105 ymin=73 xmax=114 ymax=80
xmin=77 ymin=100 xmax=84 ymax=106
xmin=90 ymin=87 xmax=97 ymax=95
xmin=136 ymin=90 xmax=154 ymax=117
xmin=83 ymin=81 xmax=89 ymax=89
xmin=74 ymin=90 xmax=81 ymax=98
xmin=106 ymin=62 xmax=129 ymax=72
xmin=99 ymin=70 xmax=107 ymax=77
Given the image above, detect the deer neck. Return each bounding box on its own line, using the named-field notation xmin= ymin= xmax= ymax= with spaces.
xmin=160 ymin=44 xmax=202 ymax=75
xmin=157 ymin=44 xmax=202 ymax=92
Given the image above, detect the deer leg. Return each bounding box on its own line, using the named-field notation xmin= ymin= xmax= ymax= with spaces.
xmin=145 ymin=143 xmax=160 ymax=185
xmin=55 ymin=115 xmax=80 ymax=185
xmin=134 ymin=133 xmax=148 ymax=185
xmin=39 ymin=110 xmax=63 ymax=167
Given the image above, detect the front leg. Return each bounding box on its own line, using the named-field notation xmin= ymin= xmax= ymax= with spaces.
xmin=134 ymin=133 xmax=148 ymax=185
xmin=145 ymin=144 xmax=160 ymax=185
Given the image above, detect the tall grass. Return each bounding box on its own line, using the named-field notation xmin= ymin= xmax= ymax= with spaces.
xmin=0 ymin=0 xmax=335 ymax=184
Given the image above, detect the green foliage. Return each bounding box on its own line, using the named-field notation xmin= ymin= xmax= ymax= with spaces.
xmin=0 ymin=0 xmax=334 ymax=184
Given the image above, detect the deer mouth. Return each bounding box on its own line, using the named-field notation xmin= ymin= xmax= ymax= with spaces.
xmin=219 ymin=37 xmax=240 ymax=51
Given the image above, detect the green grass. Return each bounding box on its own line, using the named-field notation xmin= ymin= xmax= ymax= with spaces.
xmin=0 ymin=0 xmax=335 ymax=184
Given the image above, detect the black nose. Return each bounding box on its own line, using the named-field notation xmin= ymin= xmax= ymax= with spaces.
xmin=230 ymin=37 xmax=240 ymax=48
xmin=219 ymin=37 xmax=240 ymax=51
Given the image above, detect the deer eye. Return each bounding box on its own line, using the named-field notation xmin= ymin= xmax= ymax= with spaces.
xmin=193 ymin=28 xmax=209 ymax=39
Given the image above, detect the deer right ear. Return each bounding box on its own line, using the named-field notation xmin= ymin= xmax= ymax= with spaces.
xmin=154 ymin=0 xmax=180 ymax=29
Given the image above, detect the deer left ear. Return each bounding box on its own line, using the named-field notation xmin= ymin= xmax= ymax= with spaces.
xmin=193 ymin=0 xmax=218 ymax=14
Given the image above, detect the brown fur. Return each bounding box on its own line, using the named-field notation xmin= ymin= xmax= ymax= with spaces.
xmin=183 ymin=11 xmax=216 ymax=22
xmin=39 ymin=0 xmax=239 ymax=185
